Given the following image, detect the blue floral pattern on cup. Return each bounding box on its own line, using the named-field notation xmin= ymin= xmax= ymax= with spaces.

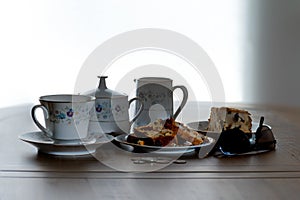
xmin=49 ymin=105 xmax=90 ymax=125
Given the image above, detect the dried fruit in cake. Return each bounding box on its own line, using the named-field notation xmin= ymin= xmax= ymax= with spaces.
xmin=128 ymin=118 xmax=205 ymax=147
xmin=207 ymin=107 xmax=252 ymax=134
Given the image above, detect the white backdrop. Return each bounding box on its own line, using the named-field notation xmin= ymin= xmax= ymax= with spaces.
xmin=0 ymin=0 xmax=248 ymax=108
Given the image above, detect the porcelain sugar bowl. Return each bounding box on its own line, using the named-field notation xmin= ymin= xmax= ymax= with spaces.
xmin=85 ymin=76 xmax=143 ymax=135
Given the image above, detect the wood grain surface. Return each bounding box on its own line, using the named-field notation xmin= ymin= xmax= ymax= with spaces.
xmin=1 ymin=102 xmax=300 ymax=199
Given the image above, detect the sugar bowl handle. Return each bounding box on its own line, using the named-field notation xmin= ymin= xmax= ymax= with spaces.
xmin=129 ymin=97 xmax=144 ymax=126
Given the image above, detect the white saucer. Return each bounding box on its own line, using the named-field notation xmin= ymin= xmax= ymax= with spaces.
xmin=19 ymin=131 xmax=114 ymax=156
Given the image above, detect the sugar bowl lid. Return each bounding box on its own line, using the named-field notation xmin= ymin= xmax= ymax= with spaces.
xmin=85 ymin=76 xmax=126 ymax=98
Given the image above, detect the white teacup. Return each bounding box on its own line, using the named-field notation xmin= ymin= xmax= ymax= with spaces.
xmin=31 ymin=94 xmax=95 ymax=140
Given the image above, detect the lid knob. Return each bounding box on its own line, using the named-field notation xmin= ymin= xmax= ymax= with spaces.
xmin=98 ymin=76 xmax=108 ymax=89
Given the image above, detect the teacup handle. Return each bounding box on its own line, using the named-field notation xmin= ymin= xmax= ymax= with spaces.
xmin=172 ymin=85 xmax=188 ymax=119
xmin=129 ymin=97 xmax=144 ymax=126
xmin=31 ymin=105 xmax=52 ymax=136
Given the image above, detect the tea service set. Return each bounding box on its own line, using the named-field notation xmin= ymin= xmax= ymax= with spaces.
xmin=19 ymin=76 xmax=191 ymax=155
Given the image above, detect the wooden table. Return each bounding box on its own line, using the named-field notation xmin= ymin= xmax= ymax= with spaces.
xmin=1 ymin=102 xmax=300 ymax=200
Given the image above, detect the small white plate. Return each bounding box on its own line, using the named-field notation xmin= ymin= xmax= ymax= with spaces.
xmin=19 ymin=131 xmax=113 ymax=156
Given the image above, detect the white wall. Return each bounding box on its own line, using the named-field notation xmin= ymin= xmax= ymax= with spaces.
xmin=4 ymin=1 xmax=299 ymax=108
xmin=0 ymin=0 xmax=247 ymax=108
